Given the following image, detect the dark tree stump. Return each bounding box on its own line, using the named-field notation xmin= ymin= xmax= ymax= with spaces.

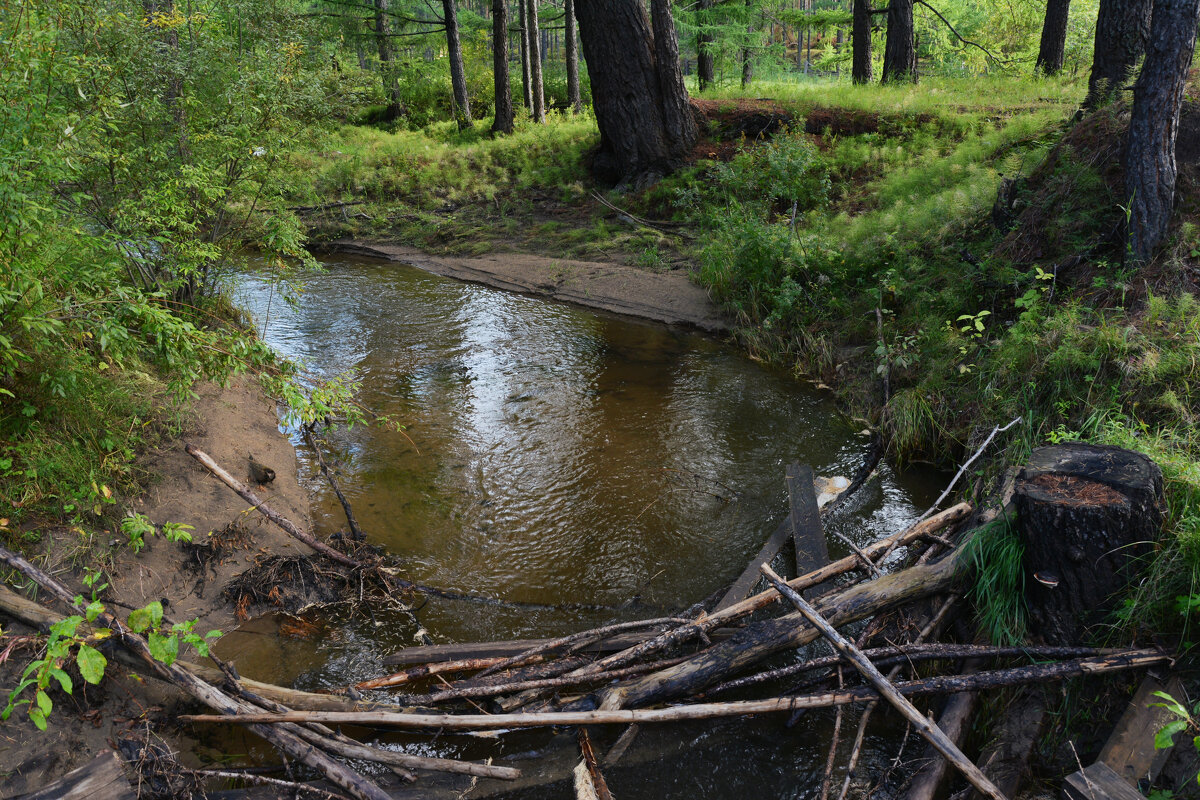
xmin=1015 ymin=444 xmax=1163 ymax=645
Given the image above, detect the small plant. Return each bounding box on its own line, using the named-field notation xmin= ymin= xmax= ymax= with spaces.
xmin=126 ymin=601 xmax=221 ymax=666
xmin=1151 ymin=690 xmax=1200 ymax=787
xmin=1 ymin=601 xmax=109 ymax=730
xmin=120 ymin=512 xmax=194 ymax=553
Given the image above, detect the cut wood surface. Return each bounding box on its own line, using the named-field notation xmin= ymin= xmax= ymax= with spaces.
xmin=10 ymin=749 xmax=134 ymax=800
xmin=1096 ymin=673 xmax=1184 ymax=786
xmin=1063 ymin=761 xmax=1146 ymax=800
xmin=178 ymin=650 xmax=1170 ymax=730
xmin=714 ymin=511 xmax=796 ymax=611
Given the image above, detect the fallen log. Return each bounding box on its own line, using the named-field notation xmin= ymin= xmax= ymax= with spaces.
xmin=10 ymin=749 xmax=134 ymax=800
xmin=497 ymin=504 xmax=971 ymax=712
xmin=759 ymin=565 xmax=1007 ymax=800
xmin=178 ymin=649 xmax=1171 ymax=730
xmin=589 ymin=531 xmax=973 ymax=711
xmin=0 ymin=543 xmax=392 ymax=800
xmin=704 ymin=643 xmax=1111 ymax=697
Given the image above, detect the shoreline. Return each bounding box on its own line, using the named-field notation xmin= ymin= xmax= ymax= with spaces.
xmin=317 ymin=240 xmax=730 ymax=335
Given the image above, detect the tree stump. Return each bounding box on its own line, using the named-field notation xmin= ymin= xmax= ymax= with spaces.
xmin=1015 ymin=444 xmax=1163 ymax=645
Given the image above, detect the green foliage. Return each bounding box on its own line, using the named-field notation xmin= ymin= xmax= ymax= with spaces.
xmin=961 ymin=515 xmax=1028 ymax=645
xmin=120 ymin=513 xmax=194 ymax=554
xmin=1150 ymin=691 xmax=1200 ymax=786
xmin=1 ymin=613 xmax=107 ymax=731
xmin=126 ymin=600 xmax=221 ymax=666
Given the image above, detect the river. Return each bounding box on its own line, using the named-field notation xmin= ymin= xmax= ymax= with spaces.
xmin=222 ymin=253 xmax=944 ymax=798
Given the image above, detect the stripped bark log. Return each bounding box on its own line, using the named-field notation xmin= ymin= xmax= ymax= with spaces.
xmin=759 ymin=565 xmax=1008 ymax=800
xmin=177 ymin=649 xmax=1171 ymax=730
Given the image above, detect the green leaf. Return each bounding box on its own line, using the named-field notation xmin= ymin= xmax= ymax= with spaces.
xmin=85 ymin=600 xmax=104 ymax=623
xmin=75 ymin=644 xmax=106 ymax=685
xmin=35 ymin=689 xmax=52 ymax=716
xmin=28 ymin=705 xmax=47 ymax=731
xmin=128 ymin=601 xmax=162 ymax=633
xmin=49 ymin=667 xmax=72 ymax=694
xmin=147 ymin=632 xmax=178 ymax=666
xmin=1156 ymin=719 xmax=1188 ymax=749
xmin=1153 ymin=691 xmax=1189 ymax=718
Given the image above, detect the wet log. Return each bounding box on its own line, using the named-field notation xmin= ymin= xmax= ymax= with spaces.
xmin=714 ymin=510 xmax=796 ymax=611
xmin=902 ymin=680 xmax=978 ymax=800
xmin=1015 ymin=444 xmax=1164 ymax=644
xmin=591 ymin=544 xmax=971 ymax=710
xmin=178 ymin=649 xmax=1170 ymax=730
xmin=11 ymin=749 xmax=134 ymax=800
xmin=760 ymin=565 xmax=1008 ymax=800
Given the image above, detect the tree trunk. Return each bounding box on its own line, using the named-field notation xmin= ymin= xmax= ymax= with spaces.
xmin=1085 ymin=0 xmax=1152 ymax=107
xmin=881 ymin=0 xmax=916 ymax=83
xmin=374 ymin=0 xmax=406 ymax=120
xmin=1124 ymin=0 xmax=1200 ymax=262
xmin=443 ymin=0 xmax=473 ymax=129
xmin=565 ymin=0 xmax=582 ymax=113
xmin=574 ymin=0 xmax=698 ymax=186
xmin=852 ymin=0 xmax=873 ymax=84
xmin=491 ymin=0 xmax=514 ymax=133
xmin=518 ymin=0 xmax=533 ymax=109
xmin=741 ymin=0 xmax=754 ymax=88
xmin=1035 ymin=0 xmax=1072 ymax=75
xmin=697 ymin=0 xmax=715 ymax=91
xmin=525 ymin=0 xmax=545 ymax=121
xmin=1015 ymin=444 xmax=1164 ymax=645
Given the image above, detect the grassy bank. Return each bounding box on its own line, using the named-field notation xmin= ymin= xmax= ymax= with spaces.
xmin=281 ymin=73 xmax=1200 ymax=643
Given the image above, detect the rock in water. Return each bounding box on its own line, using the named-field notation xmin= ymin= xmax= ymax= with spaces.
xmin=1015 ymin=443 xmax=1163 ymax=644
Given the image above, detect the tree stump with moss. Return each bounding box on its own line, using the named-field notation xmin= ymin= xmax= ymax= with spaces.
xmin=1015 ymin=443 xmax=1163 ymax=645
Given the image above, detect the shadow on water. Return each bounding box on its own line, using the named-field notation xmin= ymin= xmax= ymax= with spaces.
xmin=220 ymin=255 xmax=947 ymax=798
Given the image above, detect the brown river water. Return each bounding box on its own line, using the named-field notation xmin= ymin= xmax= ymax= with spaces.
xmin=220 ymin=254 xmax=945 ymax=798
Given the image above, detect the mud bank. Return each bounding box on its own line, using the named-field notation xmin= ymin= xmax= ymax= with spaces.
xmin=0 ymin=377 xmax=309 ymax=795
xmin=318 ymin=241 xmax=729 ymax=334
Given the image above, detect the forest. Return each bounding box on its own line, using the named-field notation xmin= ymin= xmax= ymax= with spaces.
xmin=4 ymin=0 xmax=1200 ymax=797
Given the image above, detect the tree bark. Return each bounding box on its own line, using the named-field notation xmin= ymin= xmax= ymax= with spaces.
xmin=1124 ymin=0 xmax=1200 ymax=262
xmin=518 ymin=0 xmax=533 ymax=109
xmin=373 ymin=0 xmax=407 ymax=121
xmin=852 ymin=0 xmax=873 ymax=84
xmin=525 ymin=0 xmax=545 ymax=121
xmin=1035 ymin=0 xmax=1072 ymax=76
xmin=443 ymin=0 xmax=473 ymax=129
xmin=565 ymin=0 xmax=583 ymax=113
xmin=741 ymin=0 xmax=754 ymax=88
xmin=697 ymin=0 xmax=716 ymax=91
xmin=574 ymin=0 xmax=697 ymax=186
xmin=1085 ymin=0 xmax=1153 ymax=107
xmin=881 ymin=0 xmax=916 ymax=83
xmin=490 ymin=0 xmax=514 ymax=133
xmin=1015 ymin=444 xmax=1164 ymax=644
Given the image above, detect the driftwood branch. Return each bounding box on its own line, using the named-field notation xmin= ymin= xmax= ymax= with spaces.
xmin=178 ymin=650 xmax=1170 ymax=730
xmin=760 ymin=564 xmax=1008 ymax=800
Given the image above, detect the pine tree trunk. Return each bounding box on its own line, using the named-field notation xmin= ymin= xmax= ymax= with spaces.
xmin=565 ymin=0 xmax=582 ymax=113
xmin=741 ymin=0 xmax=754 ymax=88
xmin=574 ymin=0 xmax=698 ymax=186
xmin=443 ymin=0 xmax=473 ymax=129
xmin=491 ymin=0 xmax=514 ymax=133
xmin=518 ymin=0 xmax=533 ymax=109
xmin=882 ymin=0 xmax=916 ymax=83
xmin=697 ymin=0 xmax=715 ymax=91
xmin=852 ymin=0 xmax=873 ymax=84
xmin=374 ymin=0 xmax=406 ymax=120
xmin=1035 ymin=0 xmax=1071 ymax=75
xmin=526 ymin=0 xmax=545 ymax=121
xmin=1124 ymin=0 xmax=1200 ymax=262
xmin=1085 ymin=0 xmax=1152 ymax=107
